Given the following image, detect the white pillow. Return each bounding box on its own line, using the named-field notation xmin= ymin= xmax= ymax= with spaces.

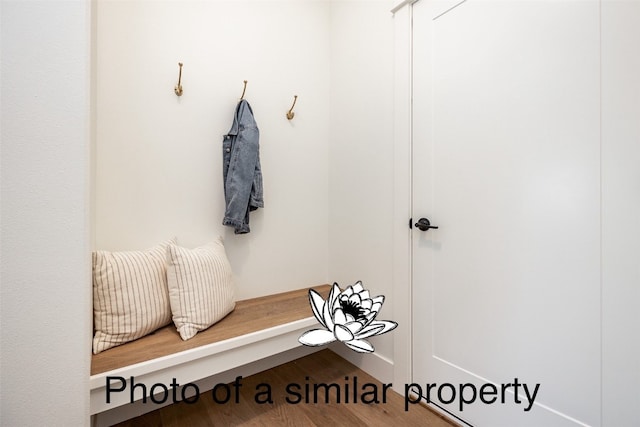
xmin=92 ymin=239 xmax=175 ymax=354
xmin=166 ymin=237 xmax=236 ymax=340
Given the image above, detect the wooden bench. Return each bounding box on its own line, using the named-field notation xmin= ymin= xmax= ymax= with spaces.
xmin=90 ymin=284 xmax=330 ymax=419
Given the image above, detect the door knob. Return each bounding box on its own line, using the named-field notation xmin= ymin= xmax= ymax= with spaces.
xmin=414 ymin=217 xmax=439 ymax=231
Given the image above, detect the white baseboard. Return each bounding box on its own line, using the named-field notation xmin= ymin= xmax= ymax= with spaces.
xmin=328 ymin=343 xmax=395 ymax=385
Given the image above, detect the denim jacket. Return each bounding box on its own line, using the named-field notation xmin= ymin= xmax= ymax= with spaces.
xmin=222 ymin=99 xmax=264 ymax=234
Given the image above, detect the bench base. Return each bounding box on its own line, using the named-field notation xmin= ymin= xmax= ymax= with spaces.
xmin=90 ymin=285 xmax=330 ymax=421
xmin=91 ymin=345 xmax=320 ymax=427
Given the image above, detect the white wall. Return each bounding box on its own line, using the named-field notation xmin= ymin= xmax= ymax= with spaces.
xmin=94 ymin=0 xmax=331 ymax=300
xmin=601 ymin=1 xmax=640 ymax=424
xmin=94 ymin=1 xmax=399 ymax=355
xmin=95 ymin=0 xmax=398 ymax=375
xmin=328 ymin=0 xmax=397 ymax=369
xmin=0 ymin=1 xmax=92 ymax=425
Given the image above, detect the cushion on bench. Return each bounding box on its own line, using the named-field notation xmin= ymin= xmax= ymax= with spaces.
xmin=92 ymin=238 xmax=175 ymax=354
xmin=166 ymin=238 xmax=236 ymax=341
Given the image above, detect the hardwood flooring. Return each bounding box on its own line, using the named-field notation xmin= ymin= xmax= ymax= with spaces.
xmin=113 ymin=350 xmax=457 ymax=427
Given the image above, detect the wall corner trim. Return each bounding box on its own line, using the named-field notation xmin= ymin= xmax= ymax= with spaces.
xmin=391 ymin=0 xmax=419 ymax=15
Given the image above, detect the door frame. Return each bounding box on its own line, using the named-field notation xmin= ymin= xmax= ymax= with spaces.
xmin=391 ymin=0 xmax=414 ymax=392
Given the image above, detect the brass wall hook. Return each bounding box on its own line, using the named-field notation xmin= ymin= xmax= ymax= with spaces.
xmin=174 ymin=62 xmax=184 ymax=96
xmin=240 ymin=80 xmax=248 ymax=100
xmin=286 ymin=95 xmax=298 ymax=120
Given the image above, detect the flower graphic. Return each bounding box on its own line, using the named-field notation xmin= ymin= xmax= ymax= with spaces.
xmin=299 ymin=281 xmax=397 ymax=353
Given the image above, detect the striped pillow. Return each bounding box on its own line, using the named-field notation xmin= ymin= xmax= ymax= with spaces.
xmin=166 ymin=237 xmax=236 ymax=340
xmin=92 ymin=239 xmax=174 ymax=354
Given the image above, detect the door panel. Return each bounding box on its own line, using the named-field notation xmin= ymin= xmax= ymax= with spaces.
xmin=411 ymin=1 xmax=601 ymax=425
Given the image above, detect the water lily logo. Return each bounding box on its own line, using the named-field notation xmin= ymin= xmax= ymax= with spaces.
xmin=299 ymin=281 xmax=397 ymax=353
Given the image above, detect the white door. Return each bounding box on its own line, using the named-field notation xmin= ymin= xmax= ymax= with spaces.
xmin=411 ymin=1 xmax=601 ymax=426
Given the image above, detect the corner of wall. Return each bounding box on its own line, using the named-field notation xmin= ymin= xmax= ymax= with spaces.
xmin=0 ymin=1 xmax=93 ymax=424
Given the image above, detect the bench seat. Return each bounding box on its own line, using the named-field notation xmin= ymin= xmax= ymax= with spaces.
xmin=90 ymin=284 xmax=330 ymax=416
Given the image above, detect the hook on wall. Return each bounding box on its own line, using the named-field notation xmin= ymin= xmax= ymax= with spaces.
xmin=174 ymin=62 xmax=184 ymax=96
xmin=286 ymin=95 xmax=298 ymax=120
xmin=240 ymin=80 xmax=248 ymax=100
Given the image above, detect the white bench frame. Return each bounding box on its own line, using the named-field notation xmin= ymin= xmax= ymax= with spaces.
xmin=90 ymin=316 xmax=319 ymax=423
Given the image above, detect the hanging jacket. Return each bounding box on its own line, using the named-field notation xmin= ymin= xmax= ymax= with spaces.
xmin=222 ymin=99 xmax=264 ymax=234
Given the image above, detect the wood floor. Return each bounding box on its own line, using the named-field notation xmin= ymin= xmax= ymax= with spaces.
xmin=113 ymin=350 xmax=458 ymax=427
